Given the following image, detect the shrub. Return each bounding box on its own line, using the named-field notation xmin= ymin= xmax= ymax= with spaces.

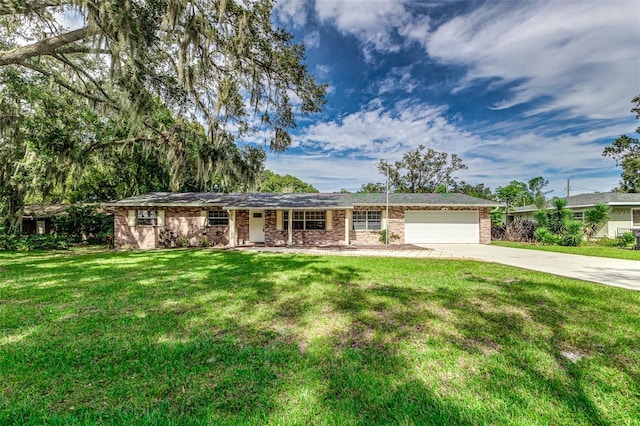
xmin=561 ymin=221 xmax=584 ymax=247
xmin=548 ymin=198 xmax=571 ymax=235
xmin=583 ymin=203 xmax=611 ymax=239
xmin=198 ymin=237 xmax=211 ymax=247
xmin=20 ymin=234 xmax=70 ymax=250
xmin=492 ymin=220 xmax=536 ymax=242
xmin=535 ymin=227 xmax=560 ymax=245
xmin=595 ymin=237 xmax=620 ymax=247
xmin=177 ymin=236 xmax=191 ymax=248
xmin=0 ymin=228 xmax=21 ymax=251
xmin=52 ymin=205 xmax=113 ymax=244
xmin=379 ymin=229 xmax=400 ymax=244
xmin=617 ymin=232 xmax=636 ymax=247
xmin=158 ymin=229 xmax=178 ymax=248
xmin=533 ymin=210 xmax=549 ymax=228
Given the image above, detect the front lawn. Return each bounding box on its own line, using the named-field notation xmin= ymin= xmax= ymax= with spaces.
xmin=1 ymin=249 xmax=638 ymax=424
xmin=493 ymin=240 xmax=640 ymax=261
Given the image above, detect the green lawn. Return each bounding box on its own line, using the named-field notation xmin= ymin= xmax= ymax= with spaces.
xmin=1 ymin=249 xmax=638 ymax=425
xmin=493 ymin=240 xmax=640 ymax=261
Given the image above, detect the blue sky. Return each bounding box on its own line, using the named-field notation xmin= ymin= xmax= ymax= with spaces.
xmin=261 ymin=0 xmax=640 ymax=196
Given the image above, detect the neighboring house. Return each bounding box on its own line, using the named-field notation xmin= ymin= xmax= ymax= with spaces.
xmin=21 ymin=203 xmax=115 ymax=235
xmin=105 ymin=192 xmax=500 ymax=249
xmin=21 ymin=204 xmax=70 ymax=234
xmin=511 ymin=192 xmax=640 ymax=238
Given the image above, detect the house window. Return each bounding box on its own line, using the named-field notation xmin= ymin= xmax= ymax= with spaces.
xmin=208 ymin=210 xmax=229 ymax=226
xmin=572 ymin=211 xmax=584 ymax=221
xmin=353 ymin=210 xmax=382 ymax=231
xmin=283 ymin=210 xmax=326 ymax=230
xmin=136 ymin=209 xmax=157 ymax=226
xmin=633 ymin=209 xmax=640 ymax=226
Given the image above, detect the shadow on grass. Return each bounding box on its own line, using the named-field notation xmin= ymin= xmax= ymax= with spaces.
xmin=1 ymin=250 xmax=638 ymax=424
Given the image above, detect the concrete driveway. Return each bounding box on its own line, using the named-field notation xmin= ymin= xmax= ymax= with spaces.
xmin=423 ymin=244 xmax=640 ymax=291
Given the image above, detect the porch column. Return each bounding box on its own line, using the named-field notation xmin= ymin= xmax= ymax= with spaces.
xmin=288 ymin=208 xmax=293 ymax=245
xmin=344 ymin=209 xmax=351 ymax=245
xmin=229 ymin=210 xmax=236 ymax=247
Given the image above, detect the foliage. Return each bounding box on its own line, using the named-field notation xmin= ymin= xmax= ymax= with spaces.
xmin=547 ymin=198 xmax=571 ymax=235
xmin=0 ymin=0 xmax=327 ymax=153
xmin=490 ymin=209 xmax=503 ymax=226
xmin=617 ymin=232 xmax=636 ymax=247
xmin=158 ymin=228 xmax=178 ymax=248
xmin=357 ymin=182 xmax=386 ymax=193
xmin=603 ymin=95 xmax=640 ymax=192
xmin=492 ymin=220 xmax=536 ymax=243
xmin=583 ymin=203 xmax=611 ymax=238
xmin=0 ymin=227 xmax=20 ymax=250
xmin=376 ymin=145 xmax=467 ymax=193
xmin=496 ymin=177 xmax=549 ymax=215
xmin=378 ymin=229 xmax=400 ymax=244
xmin=496 ymin=180 xmax=529 ymax=214
xmin=450 ymin=181 xmax=495 ymax=200
xmin=0 ymin=227 xmax=70 ymax=251
xmin=51 ymin=205 xmax=112 ymax=244
xmin=177 ymin=236 xmax=191 ymax=248
xmin=1 ymin=0 xmax=326 ymax=225
xmin=561 ymin=221 xmax=584 ymax=247
xmin=533 ymin=209 xmax=549 ymax=228
xmin=259 ymin=170 xmax=318 ymax=193
xmin=534 ymin=227 xmax=560 ymax=245
xmin=1 ymin=250 xmax=638 ymax=424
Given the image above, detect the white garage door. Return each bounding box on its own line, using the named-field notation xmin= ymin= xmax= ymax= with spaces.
xmin=404 ymin=211 xmax=479 ymax=244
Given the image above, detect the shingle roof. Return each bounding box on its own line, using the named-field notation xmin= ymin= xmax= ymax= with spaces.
xmin=513 ymin=192 xmax=640 ymax=212
xmin=107 ymin=192 xmax=500 ymax=209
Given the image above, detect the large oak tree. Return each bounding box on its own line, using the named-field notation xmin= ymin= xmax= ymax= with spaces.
xmin=0 ymin=0 xmax=326 ymax=230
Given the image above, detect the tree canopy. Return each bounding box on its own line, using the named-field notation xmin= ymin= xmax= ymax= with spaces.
xmin=0 ymin=0 xmax=326 ymax=230
xmin=495 ymin=176 xmax=549 ymax=214
xmin=603 ymin=95 xmax=640 ymax=193
xmin=258 ymin=170 xmax=318 ymax=193
xmin=0 ymin=0 xmax=326 ymax=150
xmin=376 ymin=145 xmax=467 ymax=193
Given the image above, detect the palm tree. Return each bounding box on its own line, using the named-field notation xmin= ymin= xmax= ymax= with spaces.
xmin=583 ymin=203 xmax=611 ymax=239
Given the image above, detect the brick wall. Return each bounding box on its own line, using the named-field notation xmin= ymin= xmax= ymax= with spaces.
xmin=479 ymin=207 xmax=491 ymax=244
xmin=265 ymin=209 xmax=348 ymax=246
xmin=114 ymin=204 xmax=493 ymax=249
xmin=114 ymin=206 xmax=231 ymax=249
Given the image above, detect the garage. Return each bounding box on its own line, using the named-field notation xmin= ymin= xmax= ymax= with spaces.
xmin=404 ymin=210 xmax=479 ymax=244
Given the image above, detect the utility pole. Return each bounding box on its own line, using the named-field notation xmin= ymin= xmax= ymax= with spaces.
xmin=386 ymin=160 xmax=389 ymax=247
xmin=566 ymin=178 xmax=570 ymax=199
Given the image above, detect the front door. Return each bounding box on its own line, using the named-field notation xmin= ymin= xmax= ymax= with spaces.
xmin=249 ymin=210 xmax=265 ymax=243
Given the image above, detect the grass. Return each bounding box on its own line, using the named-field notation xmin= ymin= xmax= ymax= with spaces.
xmin=493 ymin=240 xmax=640 ymax=261
xmin=1 ymin=248 xmax=639 ymax=425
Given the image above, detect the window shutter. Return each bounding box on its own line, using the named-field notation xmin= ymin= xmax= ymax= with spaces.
xmin=276 ymin=211 xmax=283 ymax=230
xmin=157 ymin=210 xmax=165 ymax=226
xmin=128 ymin=210 xmax=136 ymax=227
xmin=326 ymin=210 xmax=333 ymax=230
xmin=200 ymin=210 xmax=208 ymax=226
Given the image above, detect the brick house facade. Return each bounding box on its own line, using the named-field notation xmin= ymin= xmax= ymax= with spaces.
xmin=108 ymin=192 xmax=499 ymax=250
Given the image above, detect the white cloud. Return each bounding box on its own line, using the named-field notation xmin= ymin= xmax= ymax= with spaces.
xmin=424 ymin=1 xmax=640 ymax=119
xmin=373 ymin=65 xmax=419 ymax=95
xmin=314 ymin=0 xmax=415 ymax=58
xmin=303 ymin=30 xmax=320 ymax=49
xmin=274 ymin=0 xmax=308 ymax=28
xmin=276 ymin=101 xmax=625 ymax=193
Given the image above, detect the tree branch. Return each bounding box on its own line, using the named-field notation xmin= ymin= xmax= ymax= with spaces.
xmin=0 ymin=1 xmax=71 ymax=16
xmin=0 ymin=26 xmax=97 ymax=65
